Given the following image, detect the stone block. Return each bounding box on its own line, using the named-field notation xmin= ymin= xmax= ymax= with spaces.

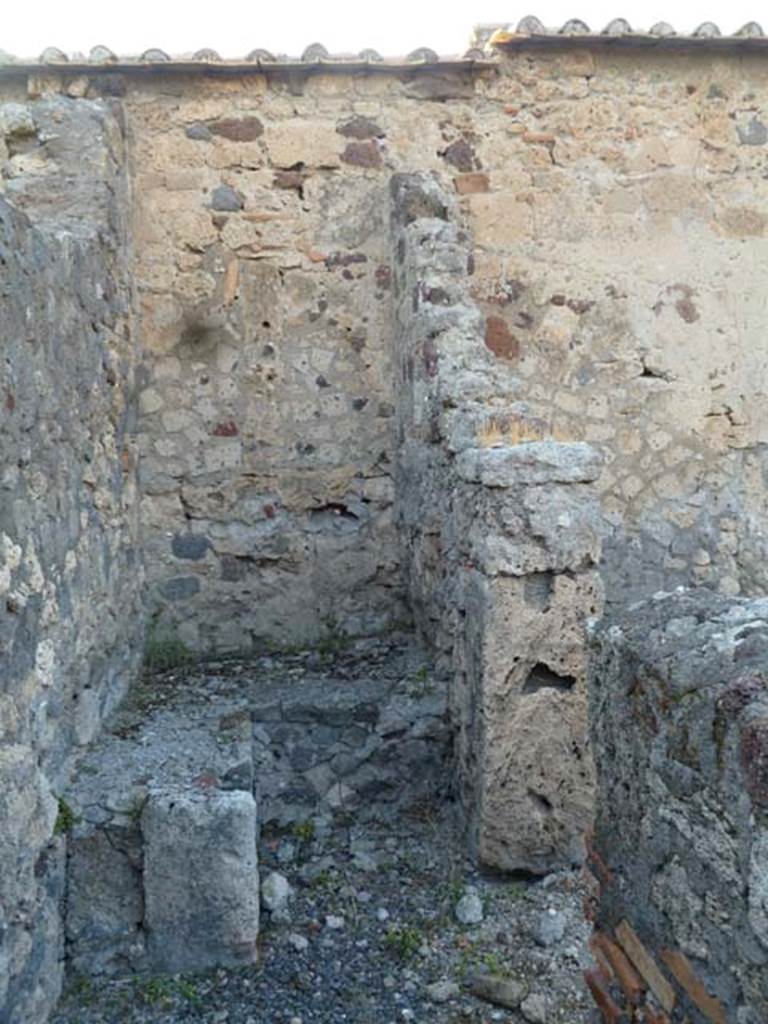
xmin=456 ymin=442 xmax=602 ymax=487
xmin=265 ymin=122 xmax=341 ymax=169
xmin=466 ymin=571 xmax=602 ymax=874
xmin=466 ymin=192 xmax=533 ymax=245
xmin=142 ymin=787 xmax=259 ymax=974
xmin=66 ymin=827 xmax=145 ymax=975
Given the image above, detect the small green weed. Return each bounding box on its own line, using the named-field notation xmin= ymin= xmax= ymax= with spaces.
xmin=175 ymin=978 xmax=202 ymax=1006
xmin=383 ymin=923 xmax=424 ymax=961
xmin=67 ymin=974 xmax=94 ymax=1004
xmin=144 ymin=618 xmax=192 ymax=671
xmin=292 ymin=819 xmax=315 ymax=844
xmin=54 ymin=798 xmax=78 ymax=835
xmin=137 ymin=977 xmax=173 ymax=1008
xmin=408 ymin=663 xmax=436 ymax=697
xmin=317 ymin=616 xmax=352 ymax=659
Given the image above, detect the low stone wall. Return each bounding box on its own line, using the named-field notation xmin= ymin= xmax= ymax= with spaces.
xmin=390 ymin=172 xmax=603 ymax=874
xmin=0 ymin=97 xmax=142 ymax=1023
xmin=587 ymin=590 xmax=768 ymax=1022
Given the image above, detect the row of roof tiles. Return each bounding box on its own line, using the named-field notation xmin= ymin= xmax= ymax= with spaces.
xmin=1 ymin=19 xmax=767 ymax=68
xmin=484 ymin=16 xmax=767 ymax=42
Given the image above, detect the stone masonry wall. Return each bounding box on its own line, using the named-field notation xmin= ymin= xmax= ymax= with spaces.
xmin=124 ymin=72 xmax=458 ymax=651
xmin=121 ymin=45 xmax=768 ymax=647
xmin=390 ymin=172 xmax=603 ymax=874
xmin=587 ymin=590 xmax=768 ymax=1023
xmin=5 ymin=47 xmax=763 ymax=653
xmin=0 ymin=96 xmax=142 ymax=1023
xmin=465 ymin=45 xmax=768 ymax=608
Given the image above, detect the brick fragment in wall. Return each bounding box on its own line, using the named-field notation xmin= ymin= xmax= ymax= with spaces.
xmin=614 ymin=921 xmax=675 ymax=1015
xmin=660 ymin=951 xmax=727 ymax=1024
xmin=584 ymin=968 xmax=624 ymax=1024
xmin=454 ymin=172 xmax=489 ymax=194
xmin=591 ymin=931 xmax=645 ymax=1006
xmin=484 ymin=315 xmax=519 ymax=360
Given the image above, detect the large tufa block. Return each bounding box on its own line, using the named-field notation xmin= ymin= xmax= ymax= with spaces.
xmin=589 ymin=589 xmax=768 ymax=1022
xmin=142 ymin=787 xmax=259 ymax=974
xmin=456 ymin=569 xmax=603 ymax=875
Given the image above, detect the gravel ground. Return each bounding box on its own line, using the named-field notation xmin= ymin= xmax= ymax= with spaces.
xmin=53 ymin=812 xmax=595 ymax=1024
xmin=52 ymin=641 xmax=597 ymax=1024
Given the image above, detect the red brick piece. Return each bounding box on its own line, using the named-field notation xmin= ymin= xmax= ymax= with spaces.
xmin=484 ymin=317 xmax=519 ymax=360
xmin=660 ymin=950 xmax=727 ymax=1024
xmin=593 ymin=931 xmax=646 ymax=1005
xmin=584 ymin=968 xmax=624 ymax=1023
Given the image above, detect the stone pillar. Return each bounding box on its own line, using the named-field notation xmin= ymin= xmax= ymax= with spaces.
xmin=390 ymin=172 xmax=603 ymax=873
xmin=142 ymin=787 xmax=259 ymax=974
xmin=588 ymin=589 xmax=768 ymax=1023
xmin=453 ymin=443 xmax=603 ymax=874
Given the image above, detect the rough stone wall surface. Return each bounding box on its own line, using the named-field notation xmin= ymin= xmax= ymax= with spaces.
xmin=6 ymin=49 xmax=762 ymax=652
xmin=588 ymin=590 xmax=768 ymax=1023
xmin=390 ymin=173 xmax=603 ymax=874
xmin=123 ymin=73 xmax=473 ymax=651
xmin=119 ymin=46 xmax=768 ymax=647
xmin=0 ymin=96 xmax=142 ymax=1023
xmin=464 ymin=47 xmax=768 ymax=608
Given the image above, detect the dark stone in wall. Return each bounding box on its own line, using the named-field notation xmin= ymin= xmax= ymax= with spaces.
xmin=209 ymin=185 xmax=244 ymax=211
xmin=337 ymin=115 xmax=383 ymax=139
xmin=171 ymin=534 xmax=210 ymax=560
xmin=209 ymin=116 xmax=264 ymax=141
xmin=341 ymin=141 xmax=383 ymax=168
xmin=161 ymin=576 xmax=202 ymax=601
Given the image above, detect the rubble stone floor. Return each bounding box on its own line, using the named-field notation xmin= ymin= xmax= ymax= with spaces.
xmin=52 ymin=640 xmax=594 ymax=1024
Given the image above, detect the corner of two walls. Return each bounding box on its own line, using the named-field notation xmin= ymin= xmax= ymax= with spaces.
xmin=129 ymin=86 xmax=409 ymax=653
xmin=0 ymin=92 xmax=143 ymax=1022
xmin=389 ymin=171 xmax=604 ymax=874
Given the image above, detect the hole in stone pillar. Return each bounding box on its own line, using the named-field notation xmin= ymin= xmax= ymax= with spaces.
xmin=528 ymin=789 xmax=554 ymax=814
xmin=522 ymin=663 xmax=576 ymax=695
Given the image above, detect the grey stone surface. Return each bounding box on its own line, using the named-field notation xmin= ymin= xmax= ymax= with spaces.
xmin=424 ymin=980 xmax=460 ymax=1003
xmin=454 ymin=887 xmax=484 ymax=925
xmin=0 ymin=95 xmax=141 ymax=1024
xmin=521 ymin=992 xmax=548 ymax=1023
xmin=455 ymin=443 xmax=602 ymax=487
xmin=209 ymin=184 xmax=244 ymax=211
xmin=261 ymin=872 xmax=292 ymax=915
xmin=390 ymin=173 xmax=602 ymax=874
xmin=142 ymin=787 xmax=259 ymax=973
xmin=589 ymin=589 xmax=768 ymax=1023
xmin=534 ymin=909 xmax=566 ymax=947
xmin=470 ymin=974 xmax=526 ymax=1009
